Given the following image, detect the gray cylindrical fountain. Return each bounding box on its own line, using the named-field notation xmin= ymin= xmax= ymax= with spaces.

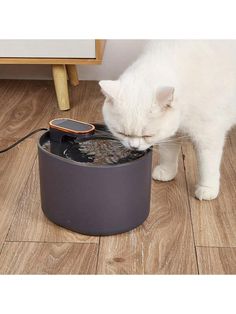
xmin=38 ymin=121 xmax=152 ymax=236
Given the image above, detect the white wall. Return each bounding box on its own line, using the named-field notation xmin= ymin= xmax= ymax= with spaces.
xmin=0 ymin=40 xmax=147 ymax=80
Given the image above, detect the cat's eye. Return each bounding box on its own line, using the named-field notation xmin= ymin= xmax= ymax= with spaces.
xmin=117 ymin=132 xmax=154 ymax=139
xmin=117 ymin=131 xmax=128 ymax=137
xmin=143 ymin=135 xmax=153 ymax=138
xmin=115 ymin=130 xmax=154 ymax=139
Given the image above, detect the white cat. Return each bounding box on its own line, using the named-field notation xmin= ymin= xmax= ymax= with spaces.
xmin=99 ymin=40 xmax=236 ymax=200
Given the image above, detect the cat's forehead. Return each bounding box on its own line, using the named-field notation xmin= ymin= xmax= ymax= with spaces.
xmin=118 ymin=95 xmax=153 ymax=109
xmin=118 ymin=83 xmax=154 ymax=106
xmin=114 ymin=98 xmax=152 ymax=116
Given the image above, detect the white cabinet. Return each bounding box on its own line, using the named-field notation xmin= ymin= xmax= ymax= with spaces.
xmin=0 ymin=40 xmax=96 ymax=58
xmin=0 ymin=39 xmax=106 ymax=110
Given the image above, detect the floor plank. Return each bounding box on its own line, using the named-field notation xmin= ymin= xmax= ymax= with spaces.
xmin=97 ymin=151 xmax=198 ymax=274
xmin=7 ymin=158 xmax=98 ymax=243
xmin=197 ymin=247 xmax=236 ymax=274
xmin=182 ymin=139 xmax=236 ymax=247
xmin=0 ymin=139 xmax=36 ymax=252
xmin=0 ymin=242 xmax=98 ymax=274
xmin=0 ymin=80 xmax=56 ymax=139
xmin=0 ymin=80 xmax=104 ymax=140
xmin=50 ymin=80 xmax=104 ymax=123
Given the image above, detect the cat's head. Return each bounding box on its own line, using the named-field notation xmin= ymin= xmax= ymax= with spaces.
xmin=99 ymin=80 xmax=180 ymax=151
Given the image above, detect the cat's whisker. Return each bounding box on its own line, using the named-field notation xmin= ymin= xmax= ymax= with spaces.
xmin=153 ymin=143 xmax=181 ymax=148
xmin=154 ymin=140 xmax=182 ymax=145
xmin=154 ymin=135 xmax=191 ymax=145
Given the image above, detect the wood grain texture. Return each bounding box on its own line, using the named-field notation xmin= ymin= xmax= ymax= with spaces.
xmin=0 ymin=139 xmax=36 ymax=252
xmin=0 ymin=80 xmax=103 ymax=139
xmin=97 ymin=152 xmax=198 ymax=274
xmin=182 ymin=139 xmax=236 ymax=247
xmin=7 ymin=158 xmax=98 ymax=243
xmin=52 ymin=65 xmax=70 ymax=110
xmin=197 ymin=247 xmax=236 ymax=274
xmin=0 ymin=80 xmax=56 ymax=139
xmin=50 ymin=80 xmax=104 ymax=123
xmin=0 ymin=58 xmax=103 ymax=65
xmin=66 ymin=65 xmax=79 ymax=86
xmin=0 ymin=242 xmax=98 ymax=274
xmin=95 ymin=39 xmax=106 ymax=61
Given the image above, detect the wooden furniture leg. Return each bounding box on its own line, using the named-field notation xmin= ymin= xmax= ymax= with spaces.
xmin=52 ymin=64 xmax=70 ymax=111
xmin=66 ymin=65 xmax=79 ymax=86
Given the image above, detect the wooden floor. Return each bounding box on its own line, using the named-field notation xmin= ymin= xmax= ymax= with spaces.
xmin=0 ymin=80 xmax=235 ymax=274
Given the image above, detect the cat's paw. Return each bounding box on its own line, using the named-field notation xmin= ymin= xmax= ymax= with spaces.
xmin=152 ymin=165 xmax=177 ymax=182
xmin=195 ymin=185 xmax=219 ymax=201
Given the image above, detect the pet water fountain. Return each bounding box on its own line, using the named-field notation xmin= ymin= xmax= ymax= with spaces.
xmin=38 ymin=118 xmax=152 ymax=236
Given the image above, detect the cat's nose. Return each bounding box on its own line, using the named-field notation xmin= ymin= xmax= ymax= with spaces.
xmin=129 ymin=139 xmax=140 ymax=150
xmin=130 ymin=144 xmax=139 ymax=151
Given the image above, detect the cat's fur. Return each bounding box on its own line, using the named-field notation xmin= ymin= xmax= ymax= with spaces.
xmin=99 ymin=40 xmax=236 ymax=200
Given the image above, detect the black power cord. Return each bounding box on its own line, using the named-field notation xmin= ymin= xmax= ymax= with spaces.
xmin=0 ymin=128 xmax=48 ymax=154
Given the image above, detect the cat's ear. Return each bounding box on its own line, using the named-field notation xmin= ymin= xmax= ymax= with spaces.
xmin=156 ymin=86 xmax=175 ymax=109
xmin=99 ymin=80 xmax=120 ymax=100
